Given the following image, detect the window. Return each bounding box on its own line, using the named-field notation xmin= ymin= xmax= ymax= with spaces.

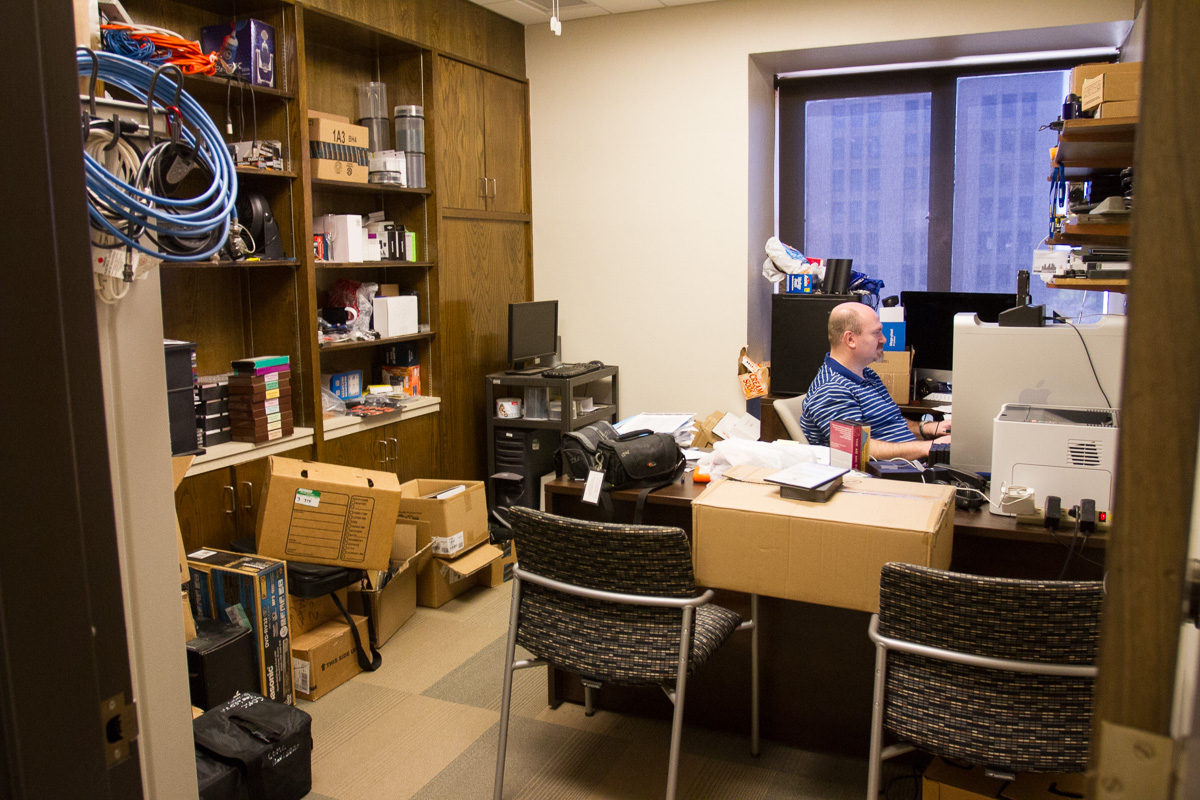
xmin=779 ymin=62 xmax=1113 ymax=319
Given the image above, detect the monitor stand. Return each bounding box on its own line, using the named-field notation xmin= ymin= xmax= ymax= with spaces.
xmin=504 ymin=360 xmax=549 ymax=376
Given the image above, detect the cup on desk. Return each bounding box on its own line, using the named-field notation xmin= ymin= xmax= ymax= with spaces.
xmin=496 ymin=397 xmax=523 ymax=418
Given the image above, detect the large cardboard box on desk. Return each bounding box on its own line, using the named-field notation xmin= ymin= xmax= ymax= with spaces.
xmin=290 ymin=614 xmax=370 ymax=701
xmin=691 ymin=466 xmax=954 ymax=613
xmin=417 ymin=542 xmax=503 ymax=608
xmin=394 ymin=479 xmax=489 ymax=558
xmin=255 ymin=456 xmax=400 ymax=572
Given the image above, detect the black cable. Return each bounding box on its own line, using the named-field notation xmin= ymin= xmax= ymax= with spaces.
xmin=1057 ymin=316 xmax=1113 ymax=408
xmin=1044 ymin=522 xmax=1106 ymax=570
xmin=1058 ymin=512 xmax=1081 ymax=579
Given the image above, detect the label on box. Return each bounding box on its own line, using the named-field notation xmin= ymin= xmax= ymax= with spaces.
xmin=266 ymin=388 xmax=280 ymax=400
xmin=191 ymin=549 xmax=217 ymax=559
xmin=225 ymin=603 xmax=251 ymax=629
xmin=431 ymin=531 xmax=465 ymax=556
xmin=293 ymin=658 xmax=311 ymax=695
xmin=295 ymin=489 xmax=321 ymax=508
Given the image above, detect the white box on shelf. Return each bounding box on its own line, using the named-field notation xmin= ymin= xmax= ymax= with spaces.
xmin=313 ymin=214 xmax=363 ymax=263
xmin=373 ymin=295 xmax=419 ymax=338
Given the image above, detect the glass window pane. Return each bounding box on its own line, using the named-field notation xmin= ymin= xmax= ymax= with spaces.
xmin=805 ymin=93 xmax=931 ymax=295
xmin=951 ymin=71 xmax=1106 ymax=317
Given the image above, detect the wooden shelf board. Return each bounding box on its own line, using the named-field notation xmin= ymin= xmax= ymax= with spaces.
xmin=316 ymin=261 xmax=434 ymax=269
xmin=162 ymin=258 xmax=301 ymax=269
xmin=311 ymin=177 xmax=432 ymax=196
xmin=236 ymin=166 xmax=297 ymax=179
xmin=185 ymin=427 xmax=315 ymax=476
xmin=301 ymin=6 xmax=424 ymax=56
xmin=488 ymin=404 xmax=617 ymax=430
xmin=319 ymin=332 xmax=436 ymax=352
xmin=1047 ymin=277 xmax=1129 ymax=293
xmin=185 ymin=73 xmax=295 ymax=100
xmin=1053 ymin=117 xmax=1136 ymax=175
xmin=1048 ymin=222 xmax=1130 ymax=246
xmin=321 ymin=397 xmax=441 ymax=441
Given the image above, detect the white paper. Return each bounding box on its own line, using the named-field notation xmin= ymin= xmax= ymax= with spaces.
xmin=614 ymin=413 xmax=694 ymax=436
xmin=763 ymin=461 xmax=849 ymax=490
xmin=434 ymin=484 xmax=466 ymax=500
xmin=728 ymin=413 xmax=761 ymax=441
xmin=582 ymin=470 xmax=604 ymax=504
xmin=682 ymin=448 xmax=706 ymax=462
xmin=710 ymin=412 xmax=741 ymax=440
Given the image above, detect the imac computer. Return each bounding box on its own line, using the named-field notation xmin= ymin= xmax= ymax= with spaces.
xmin=507 ymin=300 xmax=558 ymax=374
xmin=951 ymin=313 xmax=1126 ymax=474
xmin=901 ymin=291 xmax=1017 ymax=385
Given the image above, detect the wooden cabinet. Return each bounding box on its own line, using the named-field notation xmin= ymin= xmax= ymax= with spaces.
xmin=435 ymin=57 xmax=529 ymax=214
xmin=321 ymin=411 xmax=439 ymax=480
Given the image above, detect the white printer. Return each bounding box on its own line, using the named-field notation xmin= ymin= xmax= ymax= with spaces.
xmin=989 ymin=403 xmax=1119 ymax=516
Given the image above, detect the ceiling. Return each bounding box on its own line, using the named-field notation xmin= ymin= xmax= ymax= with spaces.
xmin=466 ymin=0 xmax=720 ymax=26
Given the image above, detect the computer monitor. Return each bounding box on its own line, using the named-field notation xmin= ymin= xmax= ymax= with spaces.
xmin=951 ymin=313 xmax=1126 ymax=474
xmin=900 ymin=291 xmax=1018 ymax=384
xmin=507 ymin=300 xmax=558 ymax=373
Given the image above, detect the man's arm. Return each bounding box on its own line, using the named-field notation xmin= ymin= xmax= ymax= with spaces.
xmin=870 ymin=435 xmax=951 ymax=462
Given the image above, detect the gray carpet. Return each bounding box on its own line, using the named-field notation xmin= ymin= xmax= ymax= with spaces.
xmin=299 ymin=581 xmax=869 ymax=799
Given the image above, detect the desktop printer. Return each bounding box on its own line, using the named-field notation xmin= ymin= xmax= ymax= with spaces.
xmin=989 ymin=403 xmax=1119 ymax=516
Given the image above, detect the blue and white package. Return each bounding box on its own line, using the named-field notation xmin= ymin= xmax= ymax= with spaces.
xmin=202 ymin=19 xmax=276 ymax=88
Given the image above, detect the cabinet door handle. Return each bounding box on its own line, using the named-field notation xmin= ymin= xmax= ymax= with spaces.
xmin=377 ymin=439 xmax=388 ymax=467
xmin=240 ymin=480 xmax=254 ymax=511
xmin=223 ymin=485 xmax=235 ymax=516
xmin=389 ymin=438 xmax=399 ymax=469
xmin=479 ymin=176 xmax=488 ymax=198
xmin=488 ymin=177 xmax=497 ymax=198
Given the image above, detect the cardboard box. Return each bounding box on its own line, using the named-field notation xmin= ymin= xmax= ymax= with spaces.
xmin=1096 ymin=99 xmax=1139 ymax=119
xmin=186 ymin=548 xmax=293 ymax=705
xmin=201 ymin=19 xmax=276 ymax=88
xmin=1070 ymin=60 xmax=1141 ymax=97
xmin=417 ymin=542 xmax=503 ymax=608
xmin=690 ymin=410 xmax=727 ymax=450
xmin=480 ymin=540 xmax=517 ymax=588
xmin=288 ymin=587 xmax=349 ymax=637
xmin=923 ymin=757 xmax=1007 ymax=800
xmin=255 ymin=456 xmax=402 ymax=571
xmin=372 ymin=295 xmax=419 ymax=338
xmin=349 ymin=534 xmax=432 ymax=648
xmin=873 ymin=348 xmax=913 ymax=404
xmin=322 ymin=370 xmax=363 ymax=402
xmin=313 ymin=213 xmax=364 ymax=261
xmin=308 ymin=114 xmax=369 ymax=184
xmin=1000 ymin=772 xmax=1085 ymax=800
xmin=395 ymin=479 xmax=489 ymax=558
xmin=381 ymin=365 xmax=420 ymax=397
xmin=691 ymin=467 xmax=954 ymax=613
xmin=1081 ymin=67 xmax=1141 ymax=111
xmin=290 ymin=615 xmax=370 ymax=701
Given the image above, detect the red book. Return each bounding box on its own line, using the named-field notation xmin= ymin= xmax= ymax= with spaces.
xmin=829 ymin=419 xmax=870 ymax=471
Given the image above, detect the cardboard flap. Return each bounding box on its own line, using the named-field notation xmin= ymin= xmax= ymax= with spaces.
xmin=268 ymin=455 xmax=400 ymax=491
xmin=437 ymin=543 xmax=502 ymax=577
xmin=172 ymin=455 xmax=196 ymax=586
xmin=171 ymin=455 xmax=195 ymax=489
xmin=405 ymin=542 xmax=434 ymax=574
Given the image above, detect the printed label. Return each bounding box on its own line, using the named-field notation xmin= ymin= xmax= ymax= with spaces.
xmin=583 ymin=470 xmax=604 ymax=505
xmin=225 ymin=603 xmax=251 ymax=630
xmin=266 ymin=388 xmax=280 ymax=400
xmin=293 ymin=658 xmax=311 ymax=695
xmin=190 ymin=548 xmax=217 ymax=559
xmin=439 ymin=561 xmax=471 ymax=585
xmin=431 ymin=531 xmax=466 ymax=556
xmin=295 ymin=488 xmax=321 ymax=508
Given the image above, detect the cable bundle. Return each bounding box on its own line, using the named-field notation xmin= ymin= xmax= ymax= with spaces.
xmin=101 ymin=24 xmax=216 ymax=75
xmin=78 ymin=49 xmax=238 ymax=269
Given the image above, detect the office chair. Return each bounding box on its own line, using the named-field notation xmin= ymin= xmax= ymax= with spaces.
xmin=772 ymin=393 xmax=808 ymax=443
xmin=866 ymin=562 xmax=1103 ymax=799
xmin=494 ymin=507 xmax=757 ymax=800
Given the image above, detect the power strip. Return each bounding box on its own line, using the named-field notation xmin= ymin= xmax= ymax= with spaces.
xmin=1015 ymin=505 xmax=1112 ymax=532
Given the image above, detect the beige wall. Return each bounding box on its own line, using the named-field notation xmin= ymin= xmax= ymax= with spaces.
xmin=525 ymin=0 xmax=1134 ymax=419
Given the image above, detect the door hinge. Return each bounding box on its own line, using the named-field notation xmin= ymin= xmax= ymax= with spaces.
xmin=100 ymin=692 xmax=138 ymax=767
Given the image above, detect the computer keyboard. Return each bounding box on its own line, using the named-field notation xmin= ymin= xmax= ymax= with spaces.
xmin=542 ymin=360 xmax=604 ymax=379
xmin=922 ymin=392 xmax=953 ymax=403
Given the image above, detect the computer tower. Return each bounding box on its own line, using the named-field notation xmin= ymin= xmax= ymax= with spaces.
xmin=769 ymin=294 xmax=860 ymax=396
xmin=489 ymin=427 xmax=559 ymax=517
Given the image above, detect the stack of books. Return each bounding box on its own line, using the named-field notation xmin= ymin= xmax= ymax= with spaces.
xmin=228 ymin=356 xmax=293 ymax=443
xmin=764 ymin=462 xmax=850 ymax=503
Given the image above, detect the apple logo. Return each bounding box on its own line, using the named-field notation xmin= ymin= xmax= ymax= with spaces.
xmin=1019 ymin=380 xmax=1051 ymax=405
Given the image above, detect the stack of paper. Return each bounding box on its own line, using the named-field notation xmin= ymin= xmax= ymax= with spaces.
xmin=614 ymin=413 xmax=696 ymax=445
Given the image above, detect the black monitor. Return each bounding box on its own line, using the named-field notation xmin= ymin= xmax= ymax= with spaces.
xmin=900 ymin=291 xmax=1016 ymax=384
xmin=507 ymin=300 xmax=558 ymax=373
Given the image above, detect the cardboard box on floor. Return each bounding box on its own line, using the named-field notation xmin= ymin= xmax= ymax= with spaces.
xmin=480 ymin=540 xmax=516 ymax=588
xmin=255 ymin=456 xmax=401 ymax=572
xmin=923 ymin=757 xmax=1008 ymax=800
xmin=873 ymin=348 xmax=913 ymax=405
xmin=394 ymin=479 xmax=489 ymax=558
xmin=417 ymin=541 xmax=503 ymax=608
xmin=1001 ymin=772 xmax=1086 ymax=800
xmin=349 ymin=523 xmax=433 ymax=648
xmin=290 ymin=614 xmax=370 ymax=701
xmin=288 ymin=587 xmax=349 ymax=637
xmin=691 ymin=466 xmax=954 ymax=613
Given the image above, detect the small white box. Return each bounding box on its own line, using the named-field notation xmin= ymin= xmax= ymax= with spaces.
xmin=314 ymin=214 xmax=363 ymax=263
xmin=373 ymin=295 xmax=419 ymax=338
xmin=1032 ymin=248 xmax=1070 ymax=279
xmin=878 ymin=306 xmax=905 ymax=323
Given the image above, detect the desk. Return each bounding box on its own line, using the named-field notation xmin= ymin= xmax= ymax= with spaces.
xmin=542 ymin=474 xmax=1105 ymax=754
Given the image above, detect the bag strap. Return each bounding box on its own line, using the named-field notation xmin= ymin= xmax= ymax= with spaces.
xmin=615 ymin=428 xmax=653 ymax=442
xmin=330 ymin=591 xmax=382 ymax=672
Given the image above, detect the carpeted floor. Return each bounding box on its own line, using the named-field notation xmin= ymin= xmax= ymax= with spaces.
xmin=298 ymin=580 xmax=869 ymax=800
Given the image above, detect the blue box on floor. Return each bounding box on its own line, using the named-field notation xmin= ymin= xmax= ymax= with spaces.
xmin=201 ymin=19 xmax=276 ymax=88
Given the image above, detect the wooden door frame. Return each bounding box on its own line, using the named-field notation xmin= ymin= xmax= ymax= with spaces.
xmin=1 ymin=0 xmax=142 ymax=795
xmin=1092 ymin=0 xmax=1200 ymax=771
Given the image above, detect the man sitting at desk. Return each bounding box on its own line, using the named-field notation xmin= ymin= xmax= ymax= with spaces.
xmin=799 ymin=302 xmax=950 ymax=461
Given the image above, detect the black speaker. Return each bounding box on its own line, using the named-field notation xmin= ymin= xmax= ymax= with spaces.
xmin=769 ymin=294 xmax=861 ymax=395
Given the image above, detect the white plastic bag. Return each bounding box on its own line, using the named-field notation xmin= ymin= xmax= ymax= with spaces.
xmin=695 ymin=438 xmax=830 ymax=480
xmin=761 ymin=236 xmax=825 ymax=283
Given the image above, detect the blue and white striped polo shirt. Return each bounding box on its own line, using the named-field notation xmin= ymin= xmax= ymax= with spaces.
xmin=798 ymin=354 xmax=915 ymax=446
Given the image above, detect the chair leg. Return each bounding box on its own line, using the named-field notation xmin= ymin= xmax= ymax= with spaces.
xmin=493 ymin=578 xmax=524 ymax=800
xmin=749 ymin=593 xmax=760 ymax=757
xmin=665 ymin=606 xmax=695 ymax=800
xmin=866 ymin=633 xmax=888 ymax=800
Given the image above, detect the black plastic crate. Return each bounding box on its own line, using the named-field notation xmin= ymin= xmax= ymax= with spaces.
xmin=169 ymin=387 xmax=203 ymax=455
xmin=164 ymin=339 xmax=197 ymax=391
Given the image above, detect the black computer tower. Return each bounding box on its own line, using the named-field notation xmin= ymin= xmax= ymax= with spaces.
xmin=489 ymin=427 xmax=559 ymax=514
xmin=769 ymin=294 xmax=861 ymax=396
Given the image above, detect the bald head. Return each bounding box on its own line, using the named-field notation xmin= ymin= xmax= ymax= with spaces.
xmin=828 ymin=302 xmax=885 ymax=374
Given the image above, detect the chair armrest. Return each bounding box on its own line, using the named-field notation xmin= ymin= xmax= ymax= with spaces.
xmin=514 ymin=564 xmax=715 ymax=609
xmin=868 ymin=615 xmax=1097 ymax=678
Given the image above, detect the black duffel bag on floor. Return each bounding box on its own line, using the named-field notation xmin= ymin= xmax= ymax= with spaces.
xmin=194 ymin=692 xmax=313 ymax=800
